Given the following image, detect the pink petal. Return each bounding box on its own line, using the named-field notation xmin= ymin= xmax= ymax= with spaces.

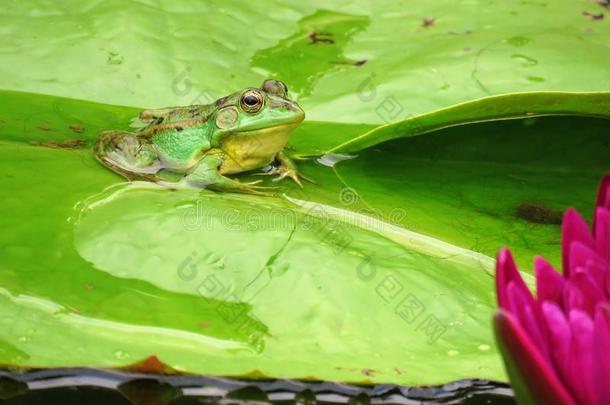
xmin=494 ymin=310 xmax=576 ymax=405
xmin=570 ymin=241 xmax=608 ymax=280
xmin=496 ymin=248 xmax=532 ymax=309
xmin=593 ymin=304 xmax=610 ymax=405
xmin=535 ymin=256 xmax=565 ymax=306
xmin=564 ymin=279 xmax=586 ymax=314
xmin=595 ymin=207 xmax=610 ymax=261
xmin=594 ymin=174 xmax=610 ymax=213
xmin=579 ymin=262 xmax=607 ymax=294
xmin=593 ymin=174 xmax=610 ymax=236
xmin=568 ymin=310 xmax=595 ymax=405
xmin=506 ymin=282 xmax=548 ymax=358
xmin=564 ymin=272 xmax=605 ymax=316
xmin=541 ymin=302 xmax=572 ymax=390
xmin=562 ymin=208 xmax=595 ymax=278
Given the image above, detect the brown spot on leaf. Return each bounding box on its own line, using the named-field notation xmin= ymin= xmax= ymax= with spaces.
xmin=515 ymin=202 xmax=563 ymax=225
xmin=83 ymin=283 xmax=93 ymax=290
xmin=199 ymin=321 xmax=210 ymax=328
xmin=121 ymin=355 xmax=178 ymax=374
xmin=36 ymin=123 xmax=51 ymax=131
xmin=69 ymin=124 xmax=84 ymax=133
xmin=361 ymin=368 xmax=375 ymax=376
xmin=422 ymin=17 xmax=436 ymax=27
xmin=329 ymin=59 xmax=367 ymax=67
xmin=309 ymin=31 xmax=334 ymax=45
xmin=30 ymin=139 xmax=86 ymax=149
xmin=583 ymin=11 xmax=605 ymax=20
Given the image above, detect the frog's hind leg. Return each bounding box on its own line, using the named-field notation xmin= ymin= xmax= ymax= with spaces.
xmin=173 ymin=154 xmax=276 ymax=196
xmin=94 ymin=130 xmax=163 ymax=182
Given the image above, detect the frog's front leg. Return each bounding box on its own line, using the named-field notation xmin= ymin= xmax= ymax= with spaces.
xmin=259 ymin=151 xmax=314 ymax=187
xmin=171 ymin=153 xmax=275 ymax=196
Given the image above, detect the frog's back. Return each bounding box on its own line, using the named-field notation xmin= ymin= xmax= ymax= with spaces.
xmin=136 ymin=104 xmax=215 ymax=130
xmin=124 ymin=104 xmax=214 ymax=171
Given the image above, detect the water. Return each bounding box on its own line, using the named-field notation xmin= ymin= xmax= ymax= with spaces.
xmin=0 ymin=368 xmax=515 ymax=404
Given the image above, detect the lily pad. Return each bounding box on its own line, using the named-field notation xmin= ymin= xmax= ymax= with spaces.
xmin=1 ymin=1 xmax=609 ymax=123
xmin=0 ymin=91 xmax=604 ymax=386
xmin=298 ymin=91 xmax=610 ymax=155
xmin=0 ymin=0 xmax=609 ymax=390
xmin=0 ymin=139 xmax=501 ymax=385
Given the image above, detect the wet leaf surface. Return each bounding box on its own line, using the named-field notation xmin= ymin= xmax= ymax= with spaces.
xmin=1 ymin=1 xmax=610 ymax=124
xmin=0 ymin=0 xmax=608 ymax=390
xmin=0 ymin=92 xmax=604 ymax=385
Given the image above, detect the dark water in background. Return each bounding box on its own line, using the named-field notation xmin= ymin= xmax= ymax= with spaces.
xmin=0 ymin=368 xmax=514 ymax=404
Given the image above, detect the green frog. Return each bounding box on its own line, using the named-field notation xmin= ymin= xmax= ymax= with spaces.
xmin=94 ymin=79 xmax=308 ymax=194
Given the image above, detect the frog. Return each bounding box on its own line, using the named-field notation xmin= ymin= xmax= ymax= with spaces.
xmin=94 ymin=79 xmax=309 ymax=195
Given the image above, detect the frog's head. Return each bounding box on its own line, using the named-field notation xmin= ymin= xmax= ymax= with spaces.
xmin=211 ymin=80 xmax=304 ymax=150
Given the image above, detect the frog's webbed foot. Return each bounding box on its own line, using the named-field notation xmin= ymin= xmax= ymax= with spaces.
xmin=258 ymin=152 xmax=315 ymax=187
xmin=175 ymin=155 xmax=278 ymax=196
xmin=158 ymin=176 xmax=276 ymax=196
xmin=206 ymin=178 xmax=278 ymax=196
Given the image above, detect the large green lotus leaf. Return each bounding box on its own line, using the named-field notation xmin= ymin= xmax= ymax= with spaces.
xmin=0 ymin=140 xmax=502 ymax=385
xmin=0 ymin=90 xmax=602 ymax=385
xmin=1 ymin=0 xmax=608 ymax=387
xmin=297 ymin=92 xmax=610 ymax=155
xmin=1 ymin=0 xmax=609 ymax=124
xmin=1 ymin=90 xmax=605 ymax=270
xmin=293 ymin=116 xmax=606 ymax=272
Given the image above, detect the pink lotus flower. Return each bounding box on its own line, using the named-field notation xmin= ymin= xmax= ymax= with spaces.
xmin=494 ymin=174 xmax=610 ymax=405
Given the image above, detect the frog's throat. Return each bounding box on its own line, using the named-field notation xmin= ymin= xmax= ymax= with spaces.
xmin=219 ymin=123 xmax=299 ymax=174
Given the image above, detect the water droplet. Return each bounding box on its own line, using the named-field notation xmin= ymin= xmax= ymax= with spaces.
xmin=17 ymin=336 xmax=32 ymax=343
xmin=506 ymin=36 xmax=533 ymax=47
xmin=113 ymin=350 xmax=130 ymax=360
xmin=478 ymin=344 xmax=491 ymax=351
xmin=511 ymin=54 xmax=538 ymax=67
xmin=447 ymin=349 xmax=460 ymax=356
xmin=317 ymin=153 xmax=358 ymax=167
xmin=106 ymin=51 xmax=124 ymax=65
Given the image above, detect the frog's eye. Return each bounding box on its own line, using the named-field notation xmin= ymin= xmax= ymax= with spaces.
xmin=240 ymin=90 xmax=264 ymax=113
